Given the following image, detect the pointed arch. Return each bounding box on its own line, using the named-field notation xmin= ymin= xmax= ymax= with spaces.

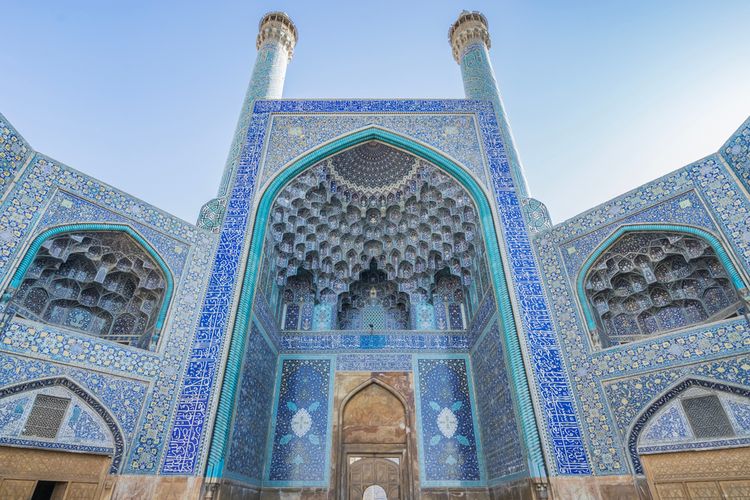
xmin=627 ymin=377 xmax=750 ymax=474
xmin=337 ymin=377 xmax=413 ymax=499
xmin=0 ymin=376 xmax=126 ymax=473
xmin=338 ymin=377 xmax=410 ymax=432
xmin=576 ymin=223 xmax=748 ymax=339
xmin=205 ymin=126 xmax=545 ymax=479
xmin=0 ymin=223 xmax=174 ymax=346
xmin=2 ymin=223 xmax=175 ymax=344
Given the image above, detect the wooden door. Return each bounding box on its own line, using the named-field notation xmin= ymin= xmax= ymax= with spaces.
xmin=348 ymin=457 xmax=401 ymax=500
xmin=0 ymin=446 xmax=110 ymax=500
xmin=642 ymin=447 xmax=750 ymax=499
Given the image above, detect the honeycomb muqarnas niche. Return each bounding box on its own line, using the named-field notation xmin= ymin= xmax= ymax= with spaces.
xmin=0 ymin=8 xmax=749 ymax=500
xmin=7 ymin=230 xmax=169 ymax=351
xmin=264 ymin=141 xmax=491 ymax=334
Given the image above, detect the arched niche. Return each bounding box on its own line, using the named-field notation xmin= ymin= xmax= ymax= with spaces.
xmin=3 ymin=224 xmax=174 ymax=350
xmin=206 ymin=126 xmax=545 ymax=480
xmin=627 ymin=378 xmax=750 ymax=474
xmin=578 ymin=225 xmax=747 ymax=348
xmin=261 ymin=140 xmax=486 ymax=333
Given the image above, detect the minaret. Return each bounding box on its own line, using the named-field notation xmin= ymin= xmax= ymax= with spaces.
xmin=449 ymin=11 xmax=530 ymax=198
xmin=199 ymin=12 xmax=297 ymax=230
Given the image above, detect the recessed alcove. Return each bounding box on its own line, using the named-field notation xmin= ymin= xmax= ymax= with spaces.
xmin=257 ymin=141 xmax=492 ymax=333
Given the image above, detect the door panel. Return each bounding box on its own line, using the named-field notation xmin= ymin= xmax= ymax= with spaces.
xmin=0 ymin=480 xmax=36 ymax=500
xmin=348 ymin=457 xmax=401 ymax=500
xmin=642 ymin=447 xmax=750 ymax=500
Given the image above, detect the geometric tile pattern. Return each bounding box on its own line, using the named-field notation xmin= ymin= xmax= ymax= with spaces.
xmin=1 ymin=318 xmax=162 ymax=378
xmin=470 ymin=318 xmax=527 ymax=482
xmin=642 ymin=405 xmax=693 ymax=444
xmin=0 ymin=386 xmax=114 ymax=450
xmin=0 ymin=376 xmax=126 ymax=472
xmin=415 ymin=356 xmax=481 ymax=485
xmin=721 ymin=117 xmax=750 ymax=193
xmin=260 ymin=113 xmax=487 ymax=187
xmin=0 ymin=352 xmax=147 ymax=441
xmin=225 ymin=324 xmax=277 ymax=484
xmin=1 ymin=100 xmax=748 ymax=487
xmin=727 ymin=399 xmax=750 ymax=435
xmin=608 ymin=375 xmax=750 ymax=473
xmin=335 ymin=353 xmax=412 ymax=372
xmin=0 ymin=138 xmax=215 ymax=476
xmin=534 ymin=154 xmax=750 ymax=474
xmin=0 ymin=114 xmax=32 ymax=198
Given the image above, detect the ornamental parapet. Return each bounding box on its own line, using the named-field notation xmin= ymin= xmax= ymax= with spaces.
xmin=448 ymin=10 xmax=491 ymax=63
xmin=256 ymin=11 xmax=298 ymax=61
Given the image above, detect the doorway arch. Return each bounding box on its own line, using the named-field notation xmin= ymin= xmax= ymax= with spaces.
xmin=205 ymin=126 xmax=545 ymax=479
xmin=337 ymin=378 xmax=412 ymax=499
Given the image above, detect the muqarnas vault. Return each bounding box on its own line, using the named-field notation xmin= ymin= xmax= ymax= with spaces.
xmin=0 ymin=10 xmax=749 ymax=500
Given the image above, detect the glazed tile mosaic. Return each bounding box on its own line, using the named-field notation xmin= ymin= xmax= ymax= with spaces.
xmin=266 ymin=357 xmax=332 ymax=485
xmin=470 ymin=318 xmax=527 ymax=482
xmin=415 ymin=356 xmax=481 ymax=485
xmin=260 ymin=114 xmax=487 ymax=187
xmin=0 ymin=114 xmax=32 ymax=198
xmin=1 ymin=10 xmax=749 ymax=497
xmin=225 ymin=323 xmax=277 ymax=485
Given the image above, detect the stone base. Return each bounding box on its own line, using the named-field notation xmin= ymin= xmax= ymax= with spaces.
xmin=99 ymin=475 xmax=653 ymax=500
xmin=487 ymin=478 xmax=536 ymax=500
xmin=547 ymin=475 xmax=651 ymax=500
xmin=203 ymin=478 xmax=261 ymax=500
xmin=108 ymin=475 xmax=204 ymax=499
xmin=421 ymin=487 xmax=491 ymax=500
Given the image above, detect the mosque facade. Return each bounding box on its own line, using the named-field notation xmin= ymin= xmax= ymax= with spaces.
xmin=0 ymin=10 xmax=749 ymax=500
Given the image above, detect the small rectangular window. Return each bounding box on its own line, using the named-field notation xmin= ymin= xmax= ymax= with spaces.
xmin=22 ymin=394 xmax=70 ymax=439
xmin=682 ymin=395 xmax=734 ymax=439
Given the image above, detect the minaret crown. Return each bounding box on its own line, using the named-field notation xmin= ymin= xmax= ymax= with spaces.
xmin=448 ymin=10 xmax=491 ymax=64
xmin=256 ymin=11 xmax=298 ymax=61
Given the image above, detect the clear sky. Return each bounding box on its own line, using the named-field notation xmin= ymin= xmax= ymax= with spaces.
xmin=2 ymin=1 xmax=749 ymax=224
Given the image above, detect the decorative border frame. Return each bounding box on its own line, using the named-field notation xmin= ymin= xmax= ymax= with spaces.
xmin=0 ymin=376 xmax=125 ymax=472
xmin=207 ymin=125 xmax=548 ymax=478
xmin=2 ymin=223 xmax=175 ymax=342
xmin=575 ymin=223 xmax=748 ymax=333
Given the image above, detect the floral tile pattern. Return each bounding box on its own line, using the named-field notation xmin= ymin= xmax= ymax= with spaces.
xmin=266 ymin=357 xmax=332 ymax=484
xmin=415 ymin=357 xmax=481 ymax=484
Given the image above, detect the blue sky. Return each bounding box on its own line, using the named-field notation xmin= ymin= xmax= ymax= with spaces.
xmin=2 ymin=1 xmax=749 ymax=223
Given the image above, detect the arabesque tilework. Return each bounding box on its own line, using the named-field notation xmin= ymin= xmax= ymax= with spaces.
xmin=721 ymin=117 xmax=750 ymax=193
xmin=0 ymin=385 xmax=115 ymax=450
xmin=0 ymin=114 xmax=32 ymax=198
xmin=163 ymin=99 xmax=588 ymax=477
xmin=260 ymin=113 xmax=487 ymax=186
xmin=0 ymin=132 xmax=217 ymax=474
xmin=470 ymin=317 xmax=527 ymax=482
xmin=225 ymin=323 xmax=278 ymax=484
xmin=415 ymin=356 xmax=481 ymax=485
xmin=0 ymin=84 xmax=748 ymax=494
xmin=266 ymin=357 xmax=332 ymax=485
xmin=533 ymin=145 xmax=750 ymax=474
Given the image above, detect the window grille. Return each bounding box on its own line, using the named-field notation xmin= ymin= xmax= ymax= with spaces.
xmin=681 ymin=395 xmax=734 ymax=439
xmin=22 ymin=394 xmax=71 ymax=439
